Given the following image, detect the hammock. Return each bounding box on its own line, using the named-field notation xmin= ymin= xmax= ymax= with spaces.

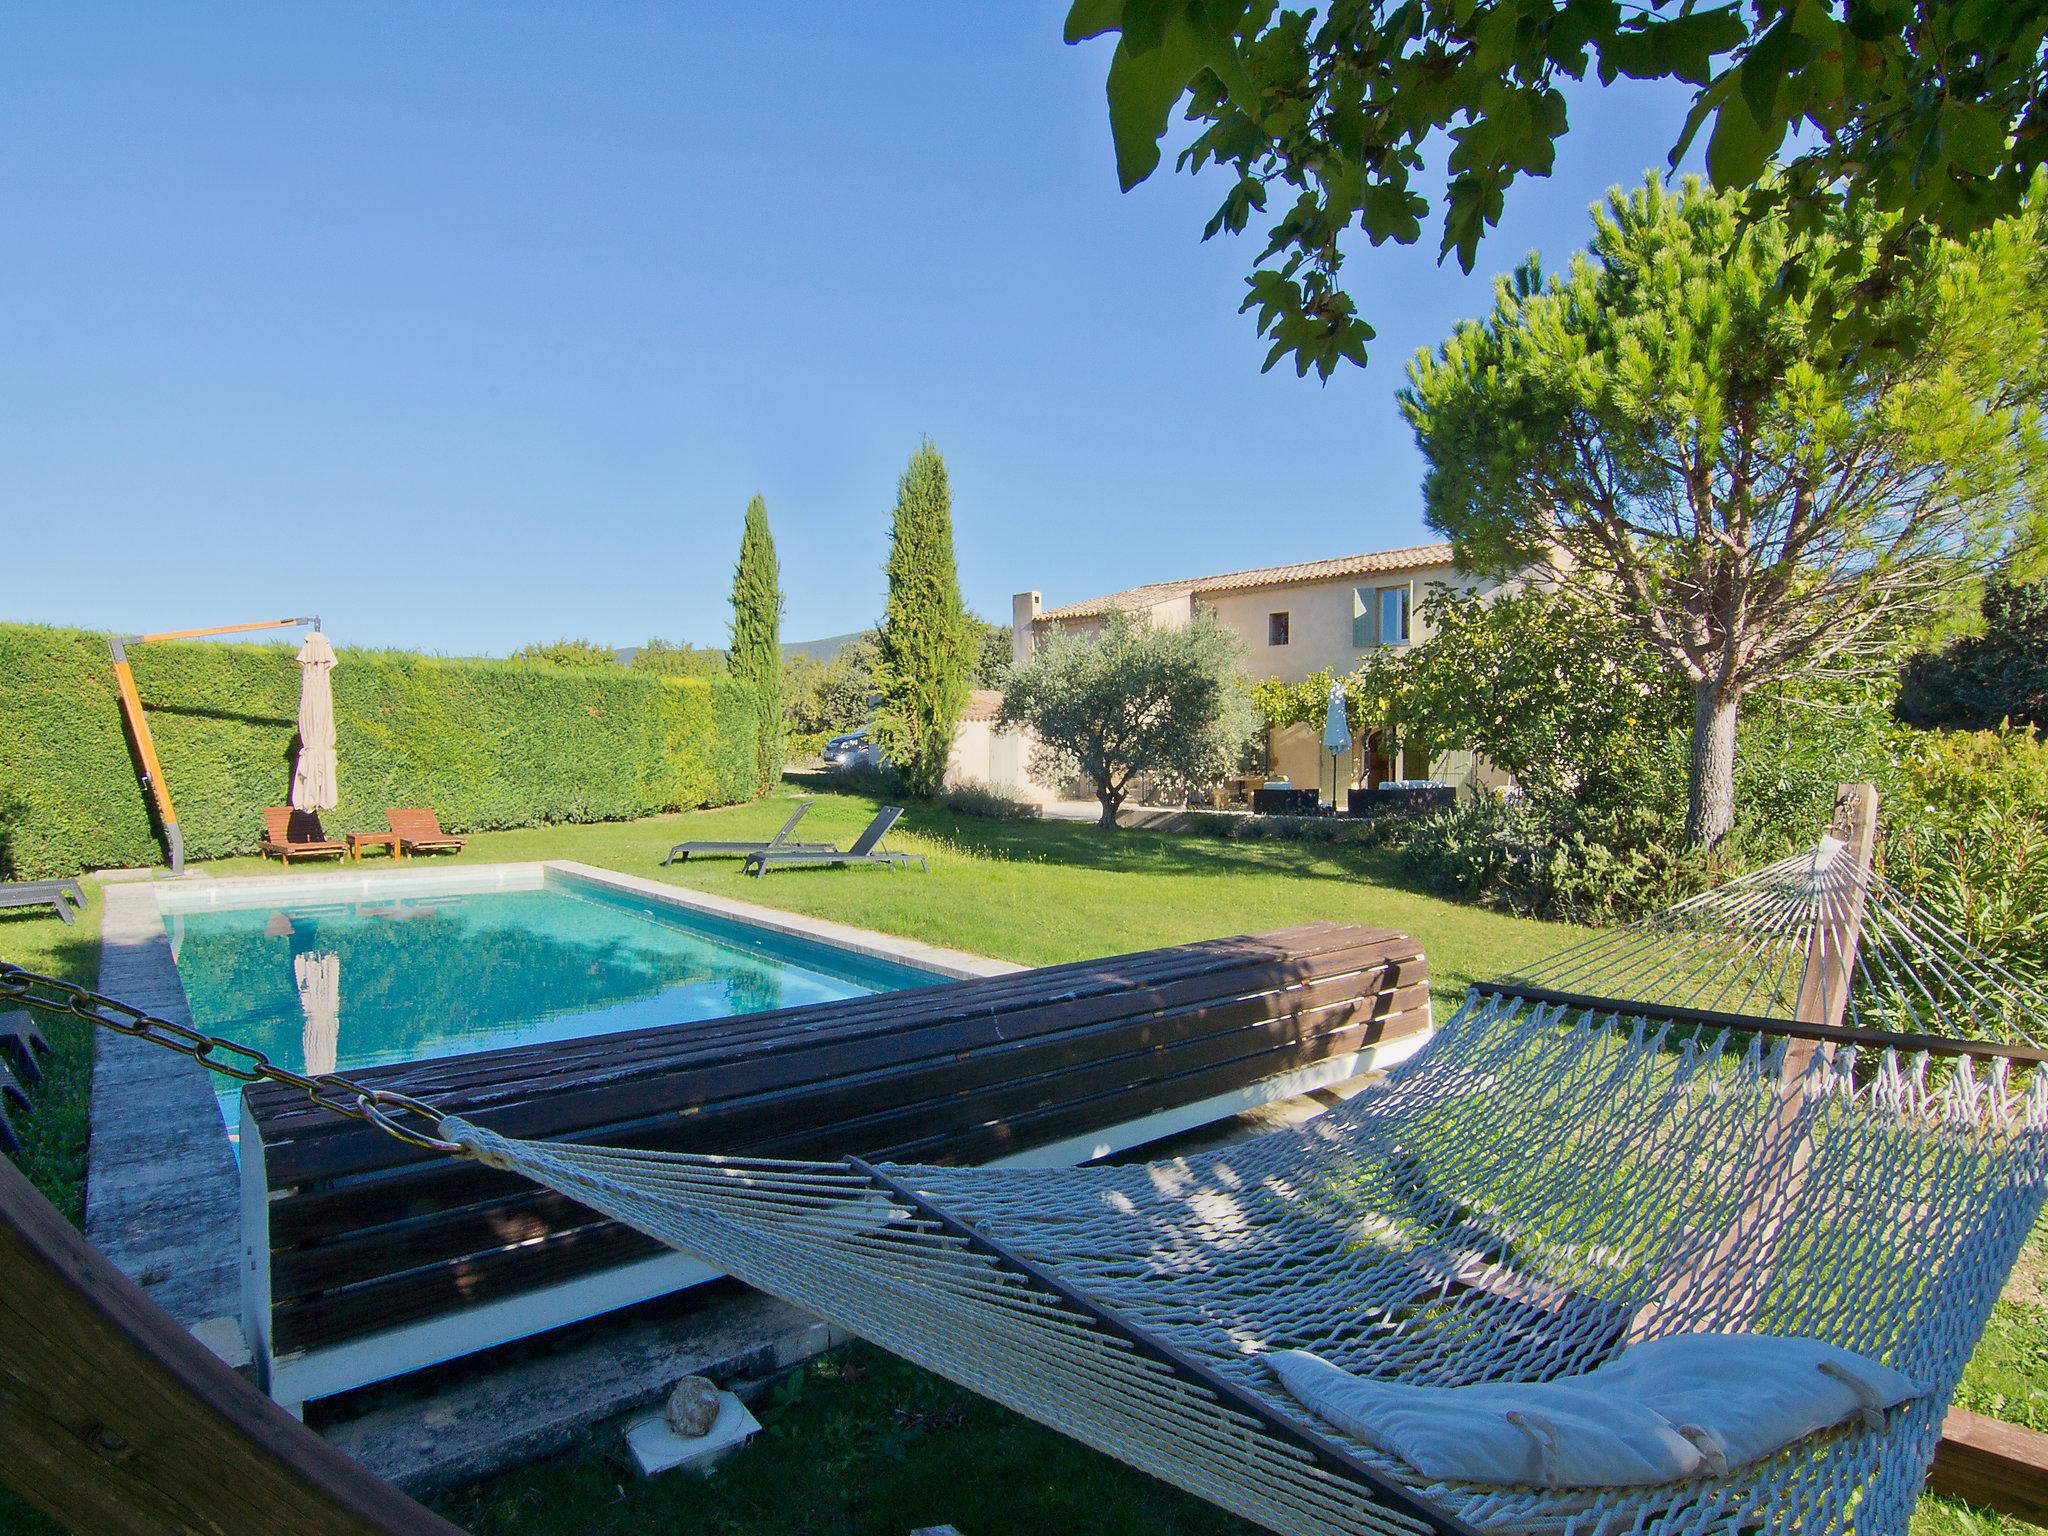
xmin=422 ymin=816 xmax=2048 ymax=1536
xmin=3 ymin=791 xmax=2041 ymax=1536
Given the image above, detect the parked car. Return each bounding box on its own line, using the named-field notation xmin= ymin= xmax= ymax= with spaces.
xmin=823 ymin=728 xmax=881 ymax=770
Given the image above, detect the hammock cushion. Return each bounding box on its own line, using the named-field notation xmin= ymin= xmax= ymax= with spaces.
xmin=1265 ymin=1334 xmax=1926 ymax=1488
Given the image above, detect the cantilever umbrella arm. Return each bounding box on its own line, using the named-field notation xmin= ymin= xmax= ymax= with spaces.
xmin=109 ymin=616 xmax=320 ymax=875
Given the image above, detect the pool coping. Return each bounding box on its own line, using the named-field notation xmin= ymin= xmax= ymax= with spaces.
xmin=542 ymin=861 xmax=1020 ymax=981
xmin=85 ymin=860 xmax=1016 ymax=1343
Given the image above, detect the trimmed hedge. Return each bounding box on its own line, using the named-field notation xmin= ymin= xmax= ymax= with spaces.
xmin=0 ymin=623 xmax=758 ymax=878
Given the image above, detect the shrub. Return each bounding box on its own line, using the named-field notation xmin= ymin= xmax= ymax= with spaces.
xmin=830 ymin=759 xmax=907 ymax=799
xmin=1179 ymin=810 xmax=1399 ymax=848
xmin=1882 ymin=725 xmax=2048 ymax=986
xmin=938 ymin=780 xmax=1040 ymax=822
xmin=0 ymin=623 xmax=758 ymax=878
xmin=1398 ymin=796 xmax=1722 ymax=923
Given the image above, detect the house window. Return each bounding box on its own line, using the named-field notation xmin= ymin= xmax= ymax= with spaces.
xmin=1352 ymin=588 xmax=1373 ymax=646
xmin=1377 ymin=584 xmax=1411 ymax=645
xmin=1268 ymin=611 xmax=1290 ymax=646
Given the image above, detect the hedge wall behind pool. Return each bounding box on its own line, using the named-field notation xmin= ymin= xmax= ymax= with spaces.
xmin=0 ymin=623 xmax=760 ymax=878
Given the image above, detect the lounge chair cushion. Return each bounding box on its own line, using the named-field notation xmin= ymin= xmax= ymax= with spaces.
xmin=1265 ymin=1333 xmax=1924 ymax=1488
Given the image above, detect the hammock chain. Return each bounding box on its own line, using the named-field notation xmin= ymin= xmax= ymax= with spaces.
xmin=0 ymin=961 xmax=460 ymax=1153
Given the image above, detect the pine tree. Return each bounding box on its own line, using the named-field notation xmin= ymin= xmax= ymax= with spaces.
xmin=872 ymin=440 xmax=972 ymax=797
xmin=728 ymin=495 xmax=784 ymax=796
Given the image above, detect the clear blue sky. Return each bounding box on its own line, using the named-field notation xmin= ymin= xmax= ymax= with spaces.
xmin=1 ymin=4 xmax=1701 ymax=655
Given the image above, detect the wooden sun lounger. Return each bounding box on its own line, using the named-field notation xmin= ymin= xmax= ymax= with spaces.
xmin=742 ymin=805 xmax=926 ymax=877
xmin=662 ymin=799 xmax=833 ymax=864
xmin=260 ymin=808 xmax=348 ymax=864
xmin=0 ymin=880 xmax=85 ymax=925
xmin=386 ymin=809 xmax=467 ymax=858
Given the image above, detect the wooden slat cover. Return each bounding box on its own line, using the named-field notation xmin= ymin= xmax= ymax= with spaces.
xmin=248 ymin=925 xmax=1429 ymax=1355
xmin=0 ymin=1151 xmax=461 ymax=1536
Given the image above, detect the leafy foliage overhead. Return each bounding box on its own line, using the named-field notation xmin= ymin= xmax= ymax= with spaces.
xmin=1067 ymin=0 xmax=2048 ymax=377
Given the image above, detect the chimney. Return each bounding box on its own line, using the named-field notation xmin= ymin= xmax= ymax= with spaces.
xmin=1011 ymin=591 xmax=1042 ymax=667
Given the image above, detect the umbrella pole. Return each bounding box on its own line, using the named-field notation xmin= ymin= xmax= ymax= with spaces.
xmin=107 ymin=617 xmax=320 ymax=876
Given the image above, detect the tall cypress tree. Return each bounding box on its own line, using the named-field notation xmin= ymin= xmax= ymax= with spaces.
xmin=872 ymin=439 xmax=972 ymax=797
xmin=728 ymin=495 xmax=784 ymax=796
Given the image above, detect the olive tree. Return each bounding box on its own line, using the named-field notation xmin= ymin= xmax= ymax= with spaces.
xmin=1401 ymin=174 xmax=2047 ymax=846
xmin=1001 ymin=610 xmax=1254 ymax=828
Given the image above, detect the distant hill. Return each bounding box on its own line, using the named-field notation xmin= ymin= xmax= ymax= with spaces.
xmin=783 ymin=630 xmax=871 ymax=663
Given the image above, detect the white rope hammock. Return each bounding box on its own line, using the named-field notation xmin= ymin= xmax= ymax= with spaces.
xmin=434 ymin=835 xmax=2048 ymax=1536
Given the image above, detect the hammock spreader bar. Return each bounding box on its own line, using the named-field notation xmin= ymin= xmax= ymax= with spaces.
xmin=851 ymin=1157 xmax=1489 ymax=1536
xmin=1480 ymin=983 xmax=2048 ymax=1067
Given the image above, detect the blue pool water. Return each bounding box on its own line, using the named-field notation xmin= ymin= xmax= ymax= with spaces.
xmin=163 ymin=872 xmax=939 ymax=1130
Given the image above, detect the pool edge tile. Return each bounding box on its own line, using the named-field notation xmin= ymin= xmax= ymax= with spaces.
xmin=541 ymin=860 xmax=1022 ymax=981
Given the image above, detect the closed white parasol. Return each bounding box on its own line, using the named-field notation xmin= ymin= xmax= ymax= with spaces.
xmin=1322 ymin=682 xmax=1352 ymax=756
xmin=294 ymin=950 xmax=341 ymax=1078
xmin=1322 ymin=682 xmax=1353 ymax=809
xmin=291 ymin=632 xmax=339 ymax=811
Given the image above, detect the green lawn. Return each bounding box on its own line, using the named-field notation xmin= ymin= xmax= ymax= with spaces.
xmin=0 ymin=787 xmax=2036 ymax=1536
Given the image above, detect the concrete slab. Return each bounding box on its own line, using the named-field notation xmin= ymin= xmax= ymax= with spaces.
xmin=320 ymin=1284 xmax=844 ymax=1495
xmin=624 ymin=1391 xmax=758 ymax=1477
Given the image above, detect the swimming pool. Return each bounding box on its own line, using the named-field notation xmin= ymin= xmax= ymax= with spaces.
xmin=161 ymin=867 xmax=940 ymax=1132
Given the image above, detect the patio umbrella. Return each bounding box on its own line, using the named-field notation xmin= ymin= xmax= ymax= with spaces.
xmin=294 ymin=949 xmax=341 ymax=1078
xmin=290 ymin=631 xmax=339 ymax=811
xmin=1322 ymin=683 xmax=1353 ymax=756
xmin=1322 ymin=682 xmax=1352 ymax=805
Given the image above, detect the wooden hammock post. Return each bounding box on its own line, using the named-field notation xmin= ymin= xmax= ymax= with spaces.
xmin=1731 ymin=783 xmax=1880 ymax=1325
xmin=0 ymin=1151 xmax=462 ymax=1536
xmin=1786 ymin=782 xmax=1881 ymax=1069
xmin=1632 ymin=784 xmax=1881 ymax=1338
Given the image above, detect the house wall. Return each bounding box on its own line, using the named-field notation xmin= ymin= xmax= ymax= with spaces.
xmin=1201 ymin=561 xmax=1480 ymax=683
xmin=945 ymin=714 xmax=1061 ymax=804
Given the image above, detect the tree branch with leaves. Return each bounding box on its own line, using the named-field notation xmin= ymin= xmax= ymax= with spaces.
xmin=1068 ymin=0 xmax=2048 ymax=378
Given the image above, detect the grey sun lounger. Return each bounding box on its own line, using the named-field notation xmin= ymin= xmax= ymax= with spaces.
xmin=0 ymin=879 xmax=85 ymax=925
xmin=663 ymin=799 xmax=834 ymax=864
xmin=743 ymin=805 xmax=927 ymax=878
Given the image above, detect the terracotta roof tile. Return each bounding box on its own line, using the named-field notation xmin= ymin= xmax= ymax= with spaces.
xmin=960 ymin=688 xmax=1004 ymax=723
xmin=1037 ymin=543 xmax=1456 ymax=623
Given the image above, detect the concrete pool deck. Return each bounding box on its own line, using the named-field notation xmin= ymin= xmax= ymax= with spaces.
xmin=87 ymin=876 xmax=241 ymax=1332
